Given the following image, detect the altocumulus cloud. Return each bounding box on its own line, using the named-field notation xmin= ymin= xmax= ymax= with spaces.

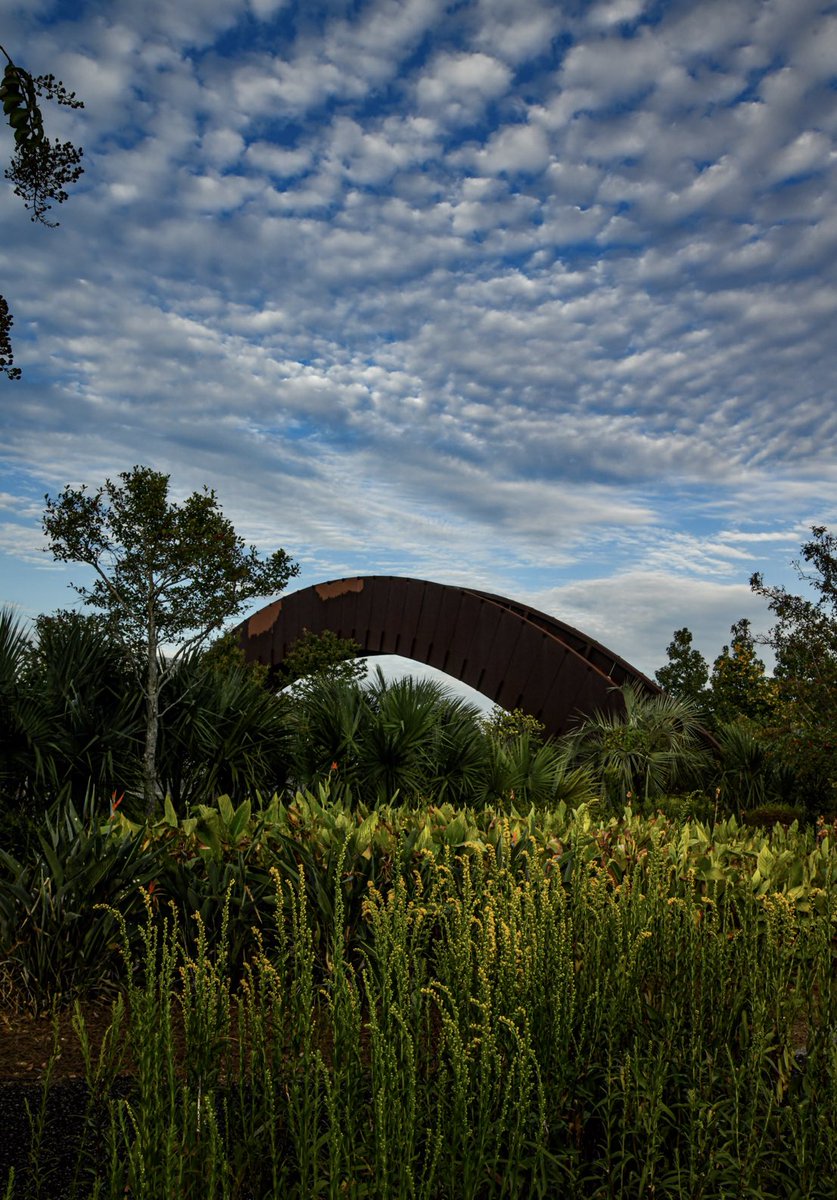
xmin=1 ymin=0 xmax=836 ymax=677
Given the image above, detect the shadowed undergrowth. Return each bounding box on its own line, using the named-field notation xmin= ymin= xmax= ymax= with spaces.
xmin=3 ymin=825 xmax=836 ymax=1199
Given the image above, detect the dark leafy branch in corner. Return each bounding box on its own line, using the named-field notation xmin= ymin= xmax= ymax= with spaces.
xmin=0 ymin=44 xmax=84 ymax=379
xmin=0 ymin=295 xmax=18 ymax=380
xmin=3 ymin=65 xmax=85 ymax=225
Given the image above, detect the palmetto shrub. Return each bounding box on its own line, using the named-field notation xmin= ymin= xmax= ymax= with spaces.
xmin=1 ymin=610 xmax=293 ymax=820
xmin=567 ymin=682 xmax=712 ymax=809
xmin=483 ymin=731 xmax=598 ymax=808
xmin=30 ymin=613 xmax=143 ymax=802
xmin=0 ymin=607 xmax=56 ymax=807
xmin=360 ymin=670 xmax=488 ymax=805
xmin=287 ymin=669 xmax=493 ymax=806
xmin=155 ymin=652 xmax=292 ymax=810
xmin=0 ymin=793 xmax=164 ymax=1007
xmin=286 ymin=669 xmax=598 ymax=810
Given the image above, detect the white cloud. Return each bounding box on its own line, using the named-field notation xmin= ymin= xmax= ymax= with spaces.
xmin=249 ymin=0 xmax=288 ymax=18
xmin=473 ymin=121 xmax=551 ymax=175
xmin=245 ymin=141 xmax=313 ymax=177
xmin=416 ymin=51 xmax=512 ymax=123
xmin=790 ymin=13 xmax=837 ymax=81
xmin=559 ymin=31 xmax=665 ymax=106
xmin=768 ymin=130 xmax=833 ymax=183
xmin=532 ymin=570 xmax=773 ymax=677
xmin=588 ymin=0 xmax=646 ymax=29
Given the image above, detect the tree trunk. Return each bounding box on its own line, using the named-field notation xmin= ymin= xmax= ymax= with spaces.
xmin=143 ymin=605 xmax=159 ymax=818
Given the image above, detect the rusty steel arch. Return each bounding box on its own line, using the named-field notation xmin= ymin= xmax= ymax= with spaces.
xmin=236 ymin=575 xmax=660 ymax=737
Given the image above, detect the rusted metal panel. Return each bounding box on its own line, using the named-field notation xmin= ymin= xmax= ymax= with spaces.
xmin=470 ymin=588 xmax=658 ymax=692
xmin=340 ymin=576 xmax=372 ymax=646
xmin=381 ymin=578 xmax=411 ymax=656
xmin=496 ymin=626 xmax=552 ymax=716
xmin=315 ymin=578 xmax=364 ymax=602
xmin=404 ymin=578 xmax=444 ymax=665
xmin=236 ymin=576 xmax=660 ymax=737
xmin=521 ymin=639 xmax=572 ymax=724
xmin=247 ymin=599 xmax=283 ymax=638
xmin=472 ymin=599 xmax=535 ymax=707
xmin=431 ymin=586 xmax=469 ymax=677
xmin=443 ymin=590 xmax=484 ymax=682
xmin=400 ymin=579 xmax=428 ymax=661
xmin=453 ymin=596 xmax=509 ymax=701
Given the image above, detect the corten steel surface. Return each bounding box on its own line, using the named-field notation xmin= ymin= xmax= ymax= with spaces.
xmin=236 ymin=576 xmax=661 ymax=737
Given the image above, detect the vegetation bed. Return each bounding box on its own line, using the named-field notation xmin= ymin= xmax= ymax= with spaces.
xmin=1 ymin=798 xmax=836 ymax=1198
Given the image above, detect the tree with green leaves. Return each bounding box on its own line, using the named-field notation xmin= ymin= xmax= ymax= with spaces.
xmin=43 ymin=466 xmax=298 ymax=814
xmin=279 ymin=627 xmax=365 ymax=692
xmin=200 ymin=628 xmax=270 ymax=687
xmin=709 ymin=619 xmax=774 ymax=726
xmin=751 ymin=526 xmax=837 ymax=803
xmin=482 ymin=705 xmax=546 ymax=746
xmin=1 ymin=44 xmax=84 ymax=378
xmin=655 ymin=627 xmax=710 ymax=710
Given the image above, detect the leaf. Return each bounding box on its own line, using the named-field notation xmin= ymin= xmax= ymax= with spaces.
xmin=413 ymin=823 xmax=433 ymax=852
xmin=355 ymin=811 xmax=378 ymax=854
xmin=756 ymin=844 xmax=774 ymax=880
xmin=217 ymin=794 xmax=235 ymax=827
xmin=228 ymin=798 xmax=252 ymax=842
xmin=443 ymin=815 xmax=468 ymax=846
xmin=462 ymin=838 xmax=489 ymax=854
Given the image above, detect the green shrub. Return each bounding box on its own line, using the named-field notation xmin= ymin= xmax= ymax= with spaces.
xmin=0 ymin=794 xmax=164 ymax=1008
xmin=742 ymin=802 xmax=810 ymax=829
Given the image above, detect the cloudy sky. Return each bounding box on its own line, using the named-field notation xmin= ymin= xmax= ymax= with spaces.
xmin=1 ymin=0 xmax=836 ymax=689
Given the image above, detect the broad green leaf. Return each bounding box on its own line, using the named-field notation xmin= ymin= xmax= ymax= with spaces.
xmin=756 ymin=844 xmax=774 ymax=879
xmin=355 ymin=811 xmax=378 ymax=854
xmin=414 ymin=823 xmax=433 ymax=852
xmin=163 ymin=795 xmax=178 ymax=828
xmin=229 ymin=798 xmax=252 ymax=842
xmin=444 ymin=815 xmax=467 ymax=846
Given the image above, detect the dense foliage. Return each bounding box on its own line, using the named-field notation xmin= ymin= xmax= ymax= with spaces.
xmin=751 ymin=525 xmax=837 ymax=804
xmin=3 ymin=788 xmax=836 ymax=1011
xmin=278 ymin=627 xmax=366 ymax=690
xmin=1 ymin=795 xmax=836 ymax=1197
xmin=652 ymin=528 xmax=837 ymax=814
xmin=654 ymin=627 xmax=709 ymax=710
xmin=7 ymin=495 xmax=837 ymax=823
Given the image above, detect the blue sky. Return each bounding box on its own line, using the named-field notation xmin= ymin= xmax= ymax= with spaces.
xmin=1 ymin=0 xmax=836 ymax=686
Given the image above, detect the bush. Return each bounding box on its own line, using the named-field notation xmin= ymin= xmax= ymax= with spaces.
xmin=0 ymin=794 xmax=164 ymax=1008
xmin=741 ymin=803 xmax=810 ymax=830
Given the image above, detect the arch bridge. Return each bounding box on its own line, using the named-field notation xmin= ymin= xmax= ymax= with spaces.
xmin=237 ymin=576 xmax=660 ymax=738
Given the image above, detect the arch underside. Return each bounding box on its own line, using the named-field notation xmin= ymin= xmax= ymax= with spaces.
xmin=236 ymin=576 xmax=660 ymax=738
